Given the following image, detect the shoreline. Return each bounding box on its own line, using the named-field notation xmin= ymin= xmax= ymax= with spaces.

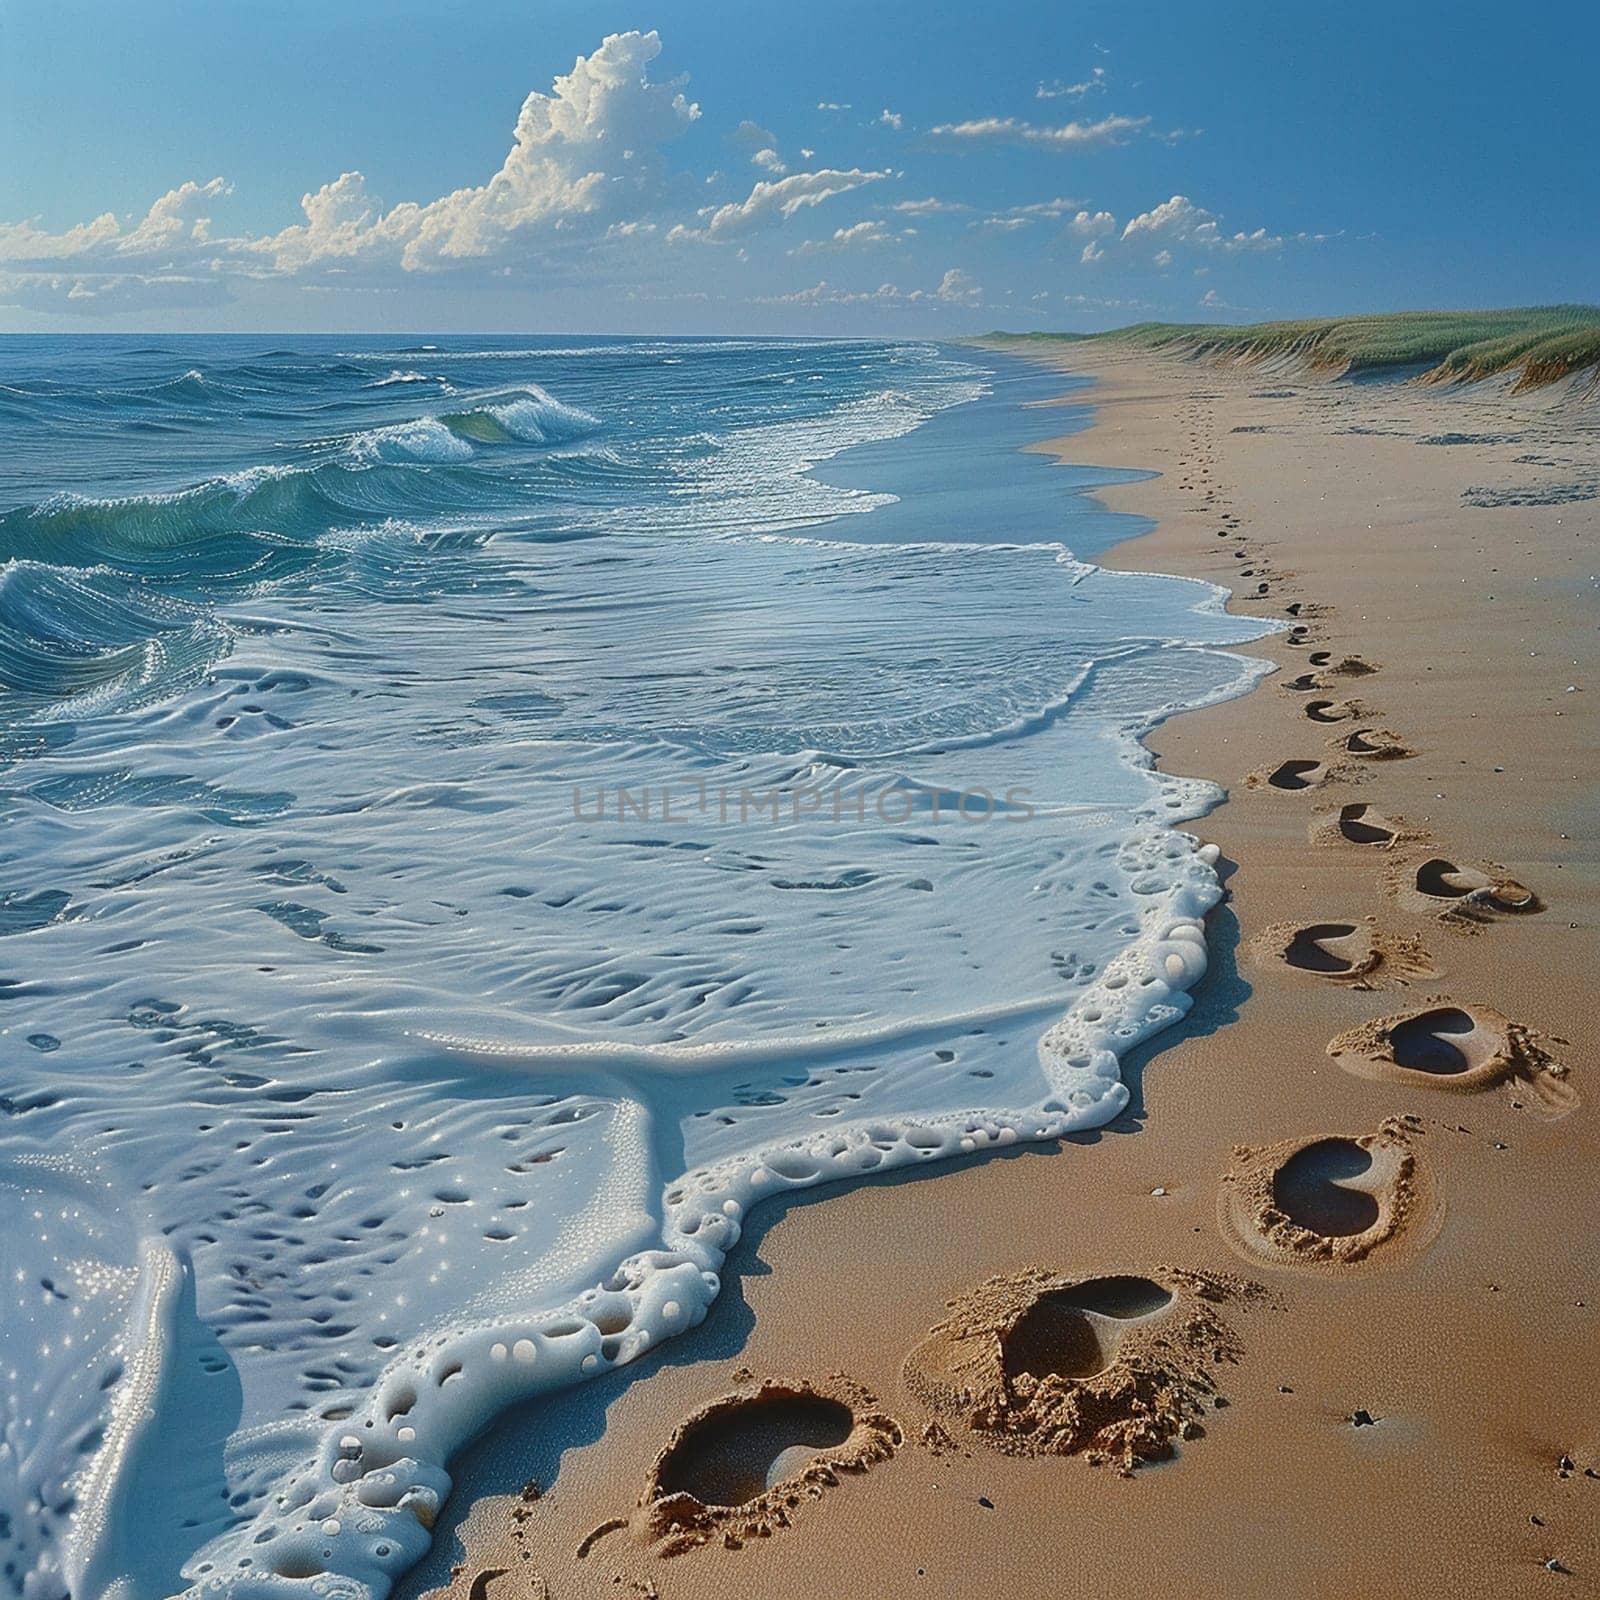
xmin=417 ymin=346 xmax=1599 ymax=1599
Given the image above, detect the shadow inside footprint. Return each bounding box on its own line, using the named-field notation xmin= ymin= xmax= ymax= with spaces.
xmin=1002 ymin=1297 xmax=1112 ymax=1383
xmin=1268 ymin=759 xmax=1323 ymax=790
xmin=1386 ymin=1006 xmax=1480 ymax=1075
xmin=1344 ymin=728 xmax=1403 ymax=755
xmin=1001 ymin=1275 xmax=1175 ymax=1385
xmin=1284 ymin=923 xmax=1361 ymax=974
xmin=1305 ymin=699 xmax=1351 ymax=723
xmin=1338 ymin=803 xmax=1397 ymax=846
xmin=1414 ymin=858 xmax=1487 ymax=899
xmin=1057 ymin=1274 xmax=1176 ymax=1319
xmin=654 ymin=1392 xmax=856 ymax=1507
xmin=1271 ymin=1139 xmax=1381 ymax=1237
xmin=1284 ymin=673 xmax=1321 ymax=693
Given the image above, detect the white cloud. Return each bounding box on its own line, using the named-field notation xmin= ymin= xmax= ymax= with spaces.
xmin=672 ymin=167 xmax=892 ymax=242
xmin=758 ymin=279 xmax=900 ymax=306
xmin=891 ymin=196 xmax=972 ymax=215
xmin=0 ymin=211 xmax=122 ymax=264
xmin=0 ymin=176 xmax=233 ymax=268
xmin=2 ymin=30 xmax=702 ymax=310
xmin=757 ymin=265 xmax=982 ymax=309
xmin=927 ymin=113 xmax=1150 ymax=149
xmin=1036 ymin=67 xmax=1107 ymax=99
xmin=935 ymin=266 xmax=981 ymax=304
xmin=971 ymin=196 xmax=1091 ymax=231
xmin=1011 ymin=197 xmax=1086 ymax=219
xmin=817 ymin=101 xmax=852 ymax=112
xmin=791 ymin=218 xmax=912 ymax=254
xmin=1080 ymin=240 xmax=1104 ymax=264
xmin=734 ymin=121 xmax=788 ymax=175
xmin=1120 ymin=194 xmax=1282 ymax=254
xmin=878 ymin=108 xmax=904 ymax=130
xmin=1069 ymin=208 xmax=1116 ymax=236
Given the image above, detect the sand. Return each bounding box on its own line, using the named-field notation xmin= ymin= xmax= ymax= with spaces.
xmin=411 ymin=347 xmax=1600 ymax=1599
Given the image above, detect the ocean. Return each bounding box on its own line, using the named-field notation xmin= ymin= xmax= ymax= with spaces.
xmin=0 ymin=335 xmax=1273 ymax=1598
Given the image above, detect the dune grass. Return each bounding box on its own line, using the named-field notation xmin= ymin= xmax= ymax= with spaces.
xmin=981 ymin=307 xmax=1600 ymax=391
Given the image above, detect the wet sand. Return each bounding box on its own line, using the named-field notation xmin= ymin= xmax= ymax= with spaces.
xmin=414 ymin=347 xmax=1600 ymax=1599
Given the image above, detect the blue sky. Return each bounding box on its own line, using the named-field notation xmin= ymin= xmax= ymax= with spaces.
xmin=2 ymin=0 xmax=1595 ymax=334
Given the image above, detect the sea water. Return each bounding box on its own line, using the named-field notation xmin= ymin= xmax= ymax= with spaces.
xmin=0 ymin=336 xmax=1273 ymax=1598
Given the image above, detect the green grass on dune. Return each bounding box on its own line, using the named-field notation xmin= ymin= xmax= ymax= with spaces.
xmin=981 ymin=306 xmax=1600 ymax=391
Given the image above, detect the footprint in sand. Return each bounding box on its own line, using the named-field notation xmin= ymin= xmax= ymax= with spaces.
xmin=1282 ymin=672 xmax=1323 ymax=694
xmin=1221 ymin=1118 xmax=1439 ymax=1269
xmin=1250 ymin=758 xmax=1331 ymax=792
xmin=1339 ymin=727 xmax=1416 ymax=760
xmin=1395 ymin=855 xmax=1543 ymax=924
xmin=1252 ymin=918 xmax=1435 ymax=988
xmin=622 ymin=1375 xmax=901 ymax=1556
xmin=1311 ymin=801 xmax=1409 ymax=849
xmin=1327 ymin=1000 xmax=1576 ymax=1113
xmin=902 ymin=1268 xmax=1265 ymax=1474
xmin=1304 ymin=698 xmax=1360 ymax=724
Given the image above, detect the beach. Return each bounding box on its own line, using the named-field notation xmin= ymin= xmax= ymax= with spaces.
xmin=421 ymin=345 xmax=1600 ymax=1599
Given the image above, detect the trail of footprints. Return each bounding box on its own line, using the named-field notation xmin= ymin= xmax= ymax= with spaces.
xmin=455 ymin=378 xmax=1586 ymax=1595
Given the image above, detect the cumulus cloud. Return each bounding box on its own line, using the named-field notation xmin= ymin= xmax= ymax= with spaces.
xmin=1120 ymin=194 xmax=1282 ymax=254
xmin=935 ymin=266 xmax=981 ymax=304
xmin=273 ymin=30 xmax=700 ymax=273
xmin=1069 ymin=208 xmax=1116 ymax=236
xmin=927 ymin=113 xmax=1149 ymax=149
xmin=790 ymin=218 xmax=913 ymax=254
xmin=877 ymin=108 xmax=904 ymax=130
xmin=0 ymin=176 xmax=234 ymax=267
xmin=670 ymin=167 xmax=892 ymax=242
xmin=2 ymin=31 xmax=701 ymax=310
